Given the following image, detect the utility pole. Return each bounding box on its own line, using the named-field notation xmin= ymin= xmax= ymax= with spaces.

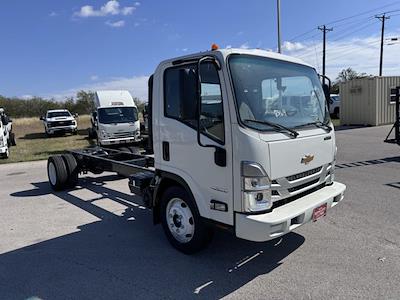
xmin=277 ymin=0 xmax=281 ymax=53
xmin=318 ymin=25 xmax=333 ymax=84
xmin=376 ymin=14 xmax=390 ymax=76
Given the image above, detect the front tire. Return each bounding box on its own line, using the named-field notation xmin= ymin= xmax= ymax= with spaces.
xmin=160 ymin=186 xmax=213 ymax=254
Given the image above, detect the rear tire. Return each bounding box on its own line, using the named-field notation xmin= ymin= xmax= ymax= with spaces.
xmin=10 ymin=132 xmax=16 ymax=146
xmin=47 ymin=155 xmax=68 ymax=191
xmin=160 ymin=186 xmax=213 ymax=254
xmin=62 ymin=153 xmax=79 ymax=187
xmin=334 ymin=107 xmax=340 ymax=118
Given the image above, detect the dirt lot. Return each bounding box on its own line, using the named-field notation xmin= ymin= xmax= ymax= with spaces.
xmin=1 ymin=115 xmax=94 ymax=164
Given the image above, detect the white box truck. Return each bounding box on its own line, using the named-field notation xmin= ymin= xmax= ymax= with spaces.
xmin=90 ymin=90 xmax=141 ymax=148
xmin=46 ymin=47 xmax=346 ymax=254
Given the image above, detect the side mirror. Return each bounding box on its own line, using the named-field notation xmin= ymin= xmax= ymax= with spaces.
xmin=196 ymin=56 xmax=226 ymax=167
xmin=40 ymin=116 xmax=44 ymax=121
xmin=322 ymin=83 xmax=331 ymax=110
xmin=73 ymin=113 xmax=78 ymax=118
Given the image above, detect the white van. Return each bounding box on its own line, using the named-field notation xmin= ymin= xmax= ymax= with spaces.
xmin=91 ymin=90 xmax=140 ymax=146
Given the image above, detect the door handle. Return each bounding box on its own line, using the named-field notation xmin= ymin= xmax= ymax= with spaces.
xmin=162 ymin=141 xmax=170 ymax=161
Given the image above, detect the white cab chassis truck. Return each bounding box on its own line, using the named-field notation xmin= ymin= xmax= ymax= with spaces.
xmin=89 ymin=90 xmax=141 ymax=148
xmin=47 ymin=48 xmax=346 ymax=254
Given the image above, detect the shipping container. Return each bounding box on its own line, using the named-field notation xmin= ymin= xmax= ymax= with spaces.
xmin=340 ymin=76 xmax=400 ymax=126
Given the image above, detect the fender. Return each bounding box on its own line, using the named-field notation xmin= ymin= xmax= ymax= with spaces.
xmin=152 ymin=170 xmax=198 ymax=224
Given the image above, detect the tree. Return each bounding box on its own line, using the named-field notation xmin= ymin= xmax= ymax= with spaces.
xmin=331 ymin=68 xmax=371 ymax=94
xmin=74 ymin=90 xmax=95 ymax=114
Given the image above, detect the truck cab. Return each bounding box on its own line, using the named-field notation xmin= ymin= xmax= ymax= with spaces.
xmin=92 ymin=90 xmax=140 ymax=147
xmin=148 ymin=47 xmax=345 ymax=248
xmin=47 ymin=48 xmax=346 ymax=254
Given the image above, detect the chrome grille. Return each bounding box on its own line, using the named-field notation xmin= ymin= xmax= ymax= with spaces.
xmin=286 ymin=166 xmax=322 ymax=182
xmin=113 ymin=131 xmax=135 ymax=138
xmin=271 ymin=163 xmax=333 ymax=203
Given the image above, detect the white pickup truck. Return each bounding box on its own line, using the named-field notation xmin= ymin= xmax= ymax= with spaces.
xmin=47 ymin=47 xmax=346 ymax=254
xmin=40 ymin=109 xmax=78 ymax=136
xmin=0 ymin=108 xmax=16 ymax=159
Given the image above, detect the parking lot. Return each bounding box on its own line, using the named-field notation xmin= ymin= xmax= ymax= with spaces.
xmin=0 ymin=125 xmax=399 ymax=300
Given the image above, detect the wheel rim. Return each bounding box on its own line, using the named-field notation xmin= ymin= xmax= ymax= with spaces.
xmin=48 ymin=162 xmax=57 ymax=186
xmin=166 ymin=198 xmax=195 ymax=243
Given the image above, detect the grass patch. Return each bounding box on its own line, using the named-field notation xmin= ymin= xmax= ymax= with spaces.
xmin=1 ymin=115 xmax=94 ymax=164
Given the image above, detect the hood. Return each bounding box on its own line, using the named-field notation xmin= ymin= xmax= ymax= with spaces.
xmin=262 ymin=131 xmax=334 ymax=179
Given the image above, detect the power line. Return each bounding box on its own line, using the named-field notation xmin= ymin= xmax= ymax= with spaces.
xmin=287 ymin=1 xmax=400 ymax=43
xmin=326 ymin=1 xmax=400 ymax=25
xmin=331 ymin=19 xmax=379 ymax=42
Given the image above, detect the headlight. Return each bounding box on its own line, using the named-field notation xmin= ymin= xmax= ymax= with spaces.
xmin=101 ymin=130 xmax=110 ymax=138
xmin=327 ymin=147 xmax=337 ymax=185
xmin=242 ymin=161 xmax=272 ymax=212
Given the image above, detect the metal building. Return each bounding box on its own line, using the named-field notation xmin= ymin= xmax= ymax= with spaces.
xmin=340 ymin=76 xmax=400 ymax=126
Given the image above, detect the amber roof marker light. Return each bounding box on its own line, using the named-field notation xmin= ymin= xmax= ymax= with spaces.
xmin=211 ymin=43 xmax=219 ymax=51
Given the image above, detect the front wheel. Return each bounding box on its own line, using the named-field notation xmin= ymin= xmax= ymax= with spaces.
xmin=160 ymin=186 xmax=213 ymax=254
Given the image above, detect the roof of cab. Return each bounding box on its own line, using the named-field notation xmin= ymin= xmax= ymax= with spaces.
xmin=158 ymin=48 xmax=313 ymax=69
xmin=95 ymin=90 xmax=136 ymax=108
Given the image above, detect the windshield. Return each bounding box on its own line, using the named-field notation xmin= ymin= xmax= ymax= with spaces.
xmin=229 ymin=55 xmax=328 ymax=131
xmin=331 ymin=95 xmax=340 ymax=102
xmin=47 ymin=111 xmax=71 ymax=118
xmin=98 ymin=107 xmax=138 ymax=124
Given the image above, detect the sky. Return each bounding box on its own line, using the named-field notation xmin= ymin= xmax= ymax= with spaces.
xmin=0 ymin=0 xmax=400 ymax=101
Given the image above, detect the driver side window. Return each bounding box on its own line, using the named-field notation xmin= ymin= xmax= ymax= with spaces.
xmin=199 ymin=62 xmax=225 ymax=144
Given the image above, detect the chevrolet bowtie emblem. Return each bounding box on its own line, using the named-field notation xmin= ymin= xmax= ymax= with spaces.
xmin=301 ymin=154 xmax=314 ymax=165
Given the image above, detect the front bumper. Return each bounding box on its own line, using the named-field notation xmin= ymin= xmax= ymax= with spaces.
xmin=235 ymin=181 xmax=346 ymax=242
xmin=0 ymin=146 xmax=7 ymax=154
xmin=47 ymin=125 xmax=77 ymax=133
xmin=100 ymin=136 xmax=138 ymax=145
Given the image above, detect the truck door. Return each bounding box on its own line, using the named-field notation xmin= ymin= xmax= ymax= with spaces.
xmin=157 ymin=59 xmax=233 ymax=225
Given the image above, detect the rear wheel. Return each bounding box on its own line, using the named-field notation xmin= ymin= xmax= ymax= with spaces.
xmin=160 ymin=186 xmax=213 ymax=254
xmin=47 ymin=155 xmax=68 ymax=190
xmin=62 ymin=153 xmax=79 ymax=187
xmin=334 ymin=107 xmax=340 ymax=118
xmin=9 ymin=132 xmax=16 ymax=146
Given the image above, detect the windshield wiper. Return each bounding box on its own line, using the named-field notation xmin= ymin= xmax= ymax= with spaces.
xmin=243 ymin=119 xmax=299 ymax=138
xmin=295 ymin=121 xmax=332 ymax=132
